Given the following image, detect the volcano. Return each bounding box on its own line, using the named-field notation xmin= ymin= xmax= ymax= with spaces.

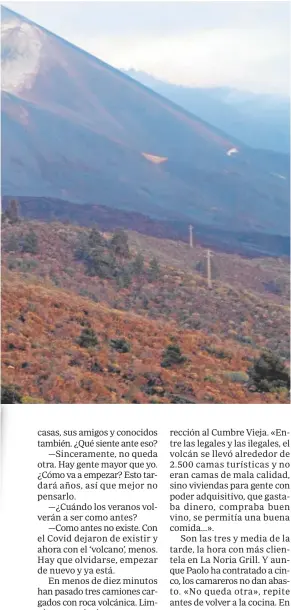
xmin=1 ymin=6 xmax=289 ymax=236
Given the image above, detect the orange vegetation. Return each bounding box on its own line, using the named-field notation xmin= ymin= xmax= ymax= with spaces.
xmin=1 ymin=221 xmax=289 ymax=404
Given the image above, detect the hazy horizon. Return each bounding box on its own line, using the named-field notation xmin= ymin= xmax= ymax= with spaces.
xmin=3 ymin=0 xmax=290 ymax=96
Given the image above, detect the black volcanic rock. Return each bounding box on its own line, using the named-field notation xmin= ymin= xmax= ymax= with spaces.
xmin=1 ymin=6 xmax=289 ymax=237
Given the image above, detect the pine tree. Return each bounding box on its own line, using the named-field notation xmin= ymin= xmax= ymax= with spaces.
xmin=88 ymin=227 xmax=106 ymax=249
xmin=161 ymin=344 xmax=187 ymax=368
xmin=132 ymin=253 xmax=144 ymax=275
xmin=75 ymin=228 xmax=105 ymax=261
xmin=22 ymin=229 xmax=38 ymax=254
xmin=117 ymin=268 xmax=132 ymax=289
xmin=110 ymin=229 xmax=130 ymax=258
xmin=148 ymin=257 xmax=160 ymax=282
xmin=85 ymin=248 xmax=115 ymax=278
xmin=77 ymin=327 xmax=99 ymax=348
xmin=3 ymin=199 xmax=20 ymax=224
xmin=110 ymin=338 xmax=130 ymax=353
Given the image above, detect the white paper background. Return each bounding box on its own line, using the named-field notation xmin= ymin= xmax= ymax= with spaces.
xmin=1 ymin=404 xmax=290 ymax=609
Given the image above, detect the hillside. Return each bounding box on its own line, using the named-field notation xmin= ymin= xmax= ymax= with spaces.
xmin=1 ymin=6 xmax=289 ymax=246
xmin=1 ymin=219 xmax=289 ymax=404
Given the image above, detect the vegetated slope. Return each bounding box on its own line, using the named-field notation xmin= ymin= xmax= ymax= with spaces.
xmin=2 ymin=272 xmax=287 ymax=405
xmin=1 ymin=6 xmax=289 ymax=239
xmin=127 ymin=231 xmax=290 ymax=306
xmin=1 ymin=220 xmax=290 ymax=404
xmin=125 ymin=70 xmax=290 ymax=154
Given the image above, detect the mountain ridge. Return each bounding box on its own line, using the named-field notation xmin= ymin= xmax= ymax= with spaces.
xmin=1 ymin=5 xmax=241 ymax=149
xmin=1 ymin=5 xmax=289 ymax=242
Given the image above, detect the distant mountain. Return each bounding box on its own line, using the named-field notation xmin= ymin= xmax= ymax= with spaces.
xmin=125 ymin=69 xmax=290 ymax=154
xmin=1 ymin=6 xmax=289 ymax=241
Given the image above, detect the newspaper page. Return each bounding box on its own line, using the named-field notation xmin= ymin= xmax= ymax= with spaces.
xmin=1 ymin=1 xmax=290 ymax=610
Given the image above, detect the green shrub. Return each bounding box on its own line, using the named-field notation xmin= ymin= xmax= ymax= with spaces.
xmin=142 ymin=295 xmax=149 ymax=309
xmin=189 ymin=319 xmax=202 ymax=330
xmin=85 ymin=247 xmax=116 ymax=278
xmin=50 ymin=274 xmax=60 ymax=286
xmin=161 ymin=344 xmax=187 ymax=368
xmin=110 ymin=338 xmax=131 ymax=353
xmin=75 ymin=229 xmax=123 ymax=279
xmin=78 ymin=288 xmax=99 ymax=302
xmin=142 ymin=373 xmax=164 ymax=396
xmin=1 ymin=384 xmax=22 ymax=403
xmin=110 ymin=229 xmax=130 ymax=258
xmin=108 ymin=364 xmax=121 ymax=374
xmin=116 ymin=268 xmax=132 ymax=289
xmin=236 ymin=335 xmax=253 ymax=345
xmin=74 ymin=238 xmax=89 ymax=261
xmin=22 ymin=229 xmax=38 ymax=254
xmin=168 ymin=394 xmax=194 ymax=403
xmin=77 ymin=328 xmax=99 ymax=348
xmin=69 ymin=358 xmax=81 ymax=367
xmin=4 ymin=234 xmax=20 ymax=252
xmin=132 ymin=253 xmax=144 ymax=275
xmin=3 ymin=199 xmax=20 ymax=224
xmin=224 ymin=371 xmax=249 ymax=383
xmin=90 ymin=361 xmax=103 ymax=372
xmin=64 ymin=267 xmax=75 ymax=277
xmin=203 ymin=393 xmax=220 ymax=403
xmin=148 ymin=257 xmax=160 ymax=282
xmin=248 ymin=352 xmax=290 ymax=393
xmin=75 ymin=228 xmax=106 ymax=261
xmin=204 ymin=345 xmax=231 ymax=360
xmin=7 ymin=257 xmax=38 ymax=272
xmin=88 ymin=227 xmax=106 ymax=249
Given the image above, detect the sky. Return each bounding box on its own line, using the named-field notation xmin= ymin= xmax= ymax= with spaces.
xmin=4 ymin=0 xmax=290 ymax=95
